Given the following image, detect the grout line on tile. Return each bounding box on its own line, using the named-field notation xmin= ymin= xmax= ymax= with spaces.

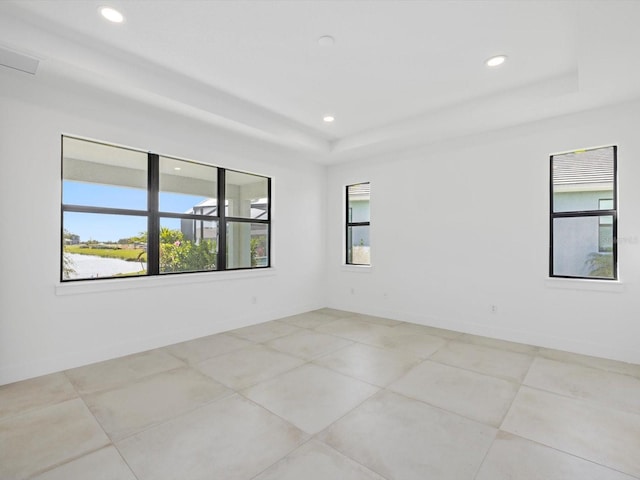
xmin=24 ymin=444 xmax=118 ymax=480
xmin=496 ymin=431 xmax=640 ymax=480
xmin=420 ymin=357 xmax=526 ymax=388
xmin=471 ymin=430 xmax=500 ymax=480
xmin=512 ymin=382 xmax=640 ymax=420
xmin=383 ymin=386 xmax=503 ymax=430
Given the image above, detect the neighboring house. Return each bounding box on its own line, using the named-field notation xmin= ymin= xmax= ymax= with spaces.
xmin=180 ymin=198 xmax=219 ymax=243
xmin=64 ymin=234 xmax=80 ymax=245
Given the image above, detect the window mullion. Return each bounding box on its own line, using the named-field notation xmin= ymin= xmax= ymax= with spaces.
xmin=147 ymin=153 xmax=160 ymax=275
xmin=267 ymin=177 xmax=272 ymax=267
xmin=218 ymin=168 xmax=227 ymax=271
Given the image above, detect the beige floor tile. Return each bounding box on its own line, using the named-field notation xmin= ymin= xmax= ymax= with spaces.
xmin=351 ymin=313 xmax=404 ymax=326
xmin=31 ymin=446 xmax=137 ymax=480
xmin=525 ymin=357 xmax=640 ymax=415
xmin=537 ymin=348 xmax=640 ymax=378
xmin=458 ymin=333 xmax=539 ymax=354
xmin=0 ymin=398 xmax=109 ymax=480
xmin=476 ymin=431 xmax=637 ymax=480
xmin=431 ymin=341 xmax=534 ymax=382
xmin=392 ymin=321 xmax=463 ymax=339
xmin=501 ymin=386 xmax=640 ymax=477
xmin=314 ymin=317 xmax=396 ymax=344
xmin=0 ymin=372 xmax=77 ymax=420
xmin=265 ymin=330 xmax=352 ymax=360
xmin=320 ymin=390 xmax=496 ymax=480
xmin=253 ymin=440 xmax=386 ymax=480
xmin=84 ymin=367 xmax=231 ymax=440
xmin=117 ymin=394 xmax=306 ymax=480
xmin=279 ymin=311 xmax=343 ymax=329
xmin=243 ymin=364 xmax=379 ymax=434
xmin=164 ymin=332 xmax=253 ymax=365
xmin=314 ymin=308 xmax=356 ymax=318
xmin=389 ymin=360 xmax=519 ymax=426
xmin=314 ymin=342 xmax=420 ymax=387
xmin=66 ymin=349 xmax=185 ymax=394
xmin=363 ymin=329 xmax=448 ymax=358
xmin=194 ymin=344 xmax=305 ymax=390
xmin=228 ymin=320 xmax=302 ymax=342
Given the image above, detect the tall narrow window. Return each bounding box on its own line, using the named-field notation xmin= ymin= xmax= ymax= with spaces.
xmin=550 ymin=146 xmax=617 ymax=279
xmin=61 ymin=136 xmax=271 ymax=281
xmin=158 ymin=156 xmax=219 ymax=274
xmin=346 ymin=182 xmax=370 ymax=265
xmin=225 ymin=170 xmax=270 ymax=269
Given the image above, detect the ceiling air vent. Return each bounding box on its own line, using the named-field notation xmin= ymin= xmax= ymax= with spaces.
xmin=0 ymin=46 xmax=39 ymax=75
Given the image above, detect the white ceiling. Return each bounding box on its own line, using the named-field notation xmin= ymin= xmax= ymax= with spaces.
xmin=2 ymin=0 xmax=640 ymax=163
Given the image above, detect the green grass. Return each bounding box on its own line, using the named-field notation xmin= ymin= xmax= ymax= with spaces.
xmin=65 ymin=246 xmax=147 ymax=262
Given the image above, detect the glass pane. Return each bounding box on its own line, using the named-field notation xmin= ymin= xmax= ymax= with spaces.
xmin=347 ymin=183 xmax=370 ymax=223
xmin=227 ymin=222 xmax=269 ymax=268
xmin=553 ymin=216 xmax=614 ymax=278
xmin=599 ymin=198 xmax=614 ymax=211
xmin=62 ymin=137 xmax=147 ymax=210
xmin=225 ymin=171 xmax=269 ymax=220
xmin=599 ymin=224 xmax=613 ymax=252
xmin=159 ymin=218 xmax=218 ymax=273
xmin=62 ymin=212 xmax=147 ymax=280
xmin=159 ymin=156 xmax=218 ymax=215
xmin=347 ymin=225 xmax=370 ymax=265
xmin=552 ymin=147 xmax=614 ymax=213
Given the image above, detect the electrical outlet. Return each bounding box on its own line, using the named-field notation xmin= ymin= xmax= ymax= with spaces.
xmin=350 ymin=288 xmax=355 ymax=295
xmin=251 ymin=296 xmax=257 ymax=304
xmin=490 ymin=304 xmax=498 ymax=314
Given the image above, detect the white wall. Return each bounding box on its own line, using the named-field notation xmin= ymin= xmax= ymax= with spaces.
xmin=327 ymin=99 xmax=640 ymax=365
xmin=0 ymin=68 xmax=327 ymax=385
xmin=3 ymin=61 xmax=640 ymax=386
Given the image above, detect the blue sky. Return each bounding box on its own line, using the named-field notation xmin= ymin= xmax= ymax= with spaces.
xmin=63 ymin=182 xmax=208 ymax=242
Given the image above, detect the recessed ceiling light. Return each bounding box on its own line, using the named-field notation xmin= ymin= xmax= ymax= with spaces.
xmin=323 ymin=115 xmax=335 ymax=123
xmin=486 ymin=55 xmax=507 ymax=67
xmin=174 ymin=167 xmax=181 ymax=171
xmin=318 ymin=35 xmax=335 ymax=47
xmin=100 ymin=6 xmax=124 ymax=23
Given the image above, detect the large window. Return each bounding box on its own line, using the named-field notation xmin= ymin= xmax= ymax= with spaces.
xmin=550 ymin=146 xmax=617 ymax=280
xmin=346 ymin=182 xmax=370 ymax=265
xmin=61 ymin=136 xmax=271 ymax=281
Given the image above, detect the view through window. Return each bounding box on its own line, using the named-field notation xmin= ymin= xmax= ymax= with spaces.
xmin=346 ymin=182 xmax=371 ymax=265
xmin=61 ymin=136 xmax=271 ymax=281
xmin=550 ymin=146 xmax=617 ymax=280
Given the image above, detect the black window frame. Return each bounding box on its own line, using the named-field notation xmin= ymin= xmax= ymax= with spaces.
xmin=61 ymin=136 xmax=271 ymax=282
xmin=597 ymin=198 xmax=614 ymax=253
xmin=549 ymin=145 xmax=617 ymax=280
xmin=345 ymin=182 xmax=371 ymax=266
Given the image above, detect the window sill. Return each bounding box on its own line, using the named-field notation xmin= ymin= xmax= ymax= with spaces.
xmin=545 ymin=277 xmax=624 ymax=293
xmin=55 ymin=268 xmax=277 ymax=296
xmin=341 ymin=264 xmax=373 ymax=273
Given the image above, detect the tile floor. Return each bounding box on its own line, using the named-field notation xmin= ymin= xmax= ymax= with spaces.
xmin=2 ymin=308 xmax=640 ymax=480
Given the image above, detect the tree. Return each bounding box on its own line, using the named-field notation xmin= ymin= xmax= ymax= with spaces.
xmin=131 ymin=231 xmax=148 ymax=244
xmin=585 ymin=252 xmax=614 ymax=278
xmin=62 ymin=229 xmax=76 ymax=279
xmin=158 ymin=228 xmax=216 ymax=272
xmin=250 ymin=236 xmax=266 ymax=267
xmin=160 ymin=227 xmax=183 ymax=245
